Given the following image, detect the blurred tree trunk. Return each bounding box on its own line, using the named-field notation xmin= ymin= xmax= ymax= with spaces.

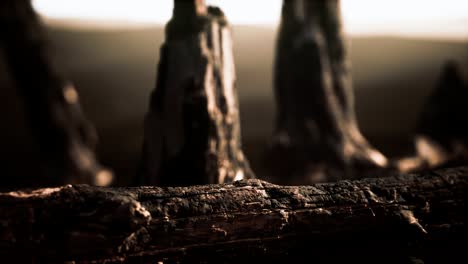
xmin=139 ymin=0 xmax=253 ymax=186
xmin=0 ymin=0 xmax=111 ymax=188
xmin=397 ymin=62 xmax=468 ymax=172
xmin=269 ymin=0 xmax=388 ymax=184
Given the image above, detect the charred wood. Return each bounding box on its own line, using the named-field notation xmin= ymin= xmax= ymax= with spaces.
xmin=0 ymin=167 xmax=466 ymax=263
xmin=269 ymin=0 xmax=388 ymax=184
xmin=397 ymin=62 xmax=468 ymax=172
xmin=0 ymin=0 xmax=111 ymax=188
xmin=140 ymin=0 xmax=253 ymax=186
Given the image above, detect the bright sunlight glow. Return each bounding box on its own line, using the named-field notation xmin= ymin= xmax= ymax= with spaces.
xmin=33 ymin=0 xmax=468 ymax=39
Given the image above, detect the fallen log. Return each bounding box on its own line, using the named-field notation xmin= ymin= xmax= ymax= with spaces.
xmin=0 ymin=167 xmax=467 ymax=263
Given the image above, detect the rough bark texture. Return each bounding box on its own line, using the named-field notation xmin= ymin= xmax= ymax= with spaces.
xmin=0 ymin=0 xmax=111 ymax=188
xmin=140 ymin=0 xmax=253 ymax=186
xmin=269 ymin=0 xmax=388 ymax=185
xmin=1 ymin=167 xmax=466 ymax=263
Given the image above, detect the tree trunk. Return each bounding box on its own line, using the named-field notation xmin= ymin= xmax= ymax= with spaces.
xmin=0 ymin=0 xmax=111 ymax=188
xmin=396 ymin=62 xmax=468 ymax=173
xmin=139 ymin=0 xmax=253 ymax=186
xmin=269 ymin=0 xmax=388 ymax=185
xmin=1 ymin=167 xmax=466 ymax=263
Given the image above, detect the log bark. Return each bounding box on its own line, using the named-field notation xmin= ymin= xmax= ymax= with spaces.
xmin=139 ymin=0 xmax=253 ymax=186
xmin=1 ymin=167 xmax=466 ymax=263
xmin=269 ymin=0 xmax=388 ymax=185
xmin=0 ymin=0 xmax=111 ymax=188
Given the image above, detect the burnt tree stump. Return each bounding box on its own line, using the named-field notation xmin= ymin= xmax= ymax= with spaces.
xmin=0 ymin=0 xmax=111 ymax=188
xmin=397 ymin=62 xmax=468 ymax=173
xmin=0 ymin=167 xmax=467 ymax=263
xmin=269 ymin=0 xmax=388 ymax=185
xmin=417 ymin=62 xmax=468 ymax=167
xmin=140 ymin=0 xmax=253 ymax=186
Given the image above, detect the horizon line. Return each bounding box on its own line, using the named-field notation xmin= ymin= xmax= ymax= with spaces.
xmin=42 ymin=17 xmax=468 ymax=42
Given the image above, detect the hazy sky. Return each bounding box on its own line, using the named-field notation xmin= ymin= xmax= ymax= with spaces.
xmin=33 ymin=0 xmax=468 ymax=39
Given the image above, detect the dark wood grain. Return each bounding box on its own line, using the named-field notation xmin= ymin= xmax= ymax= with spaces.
xmin=0 ymin=167 xmax=466 ymax=263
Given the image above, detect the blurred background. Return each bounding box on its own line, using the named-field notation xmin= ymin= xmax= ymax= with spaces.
xmin=2 ymin=0 xmax=467 ymax=186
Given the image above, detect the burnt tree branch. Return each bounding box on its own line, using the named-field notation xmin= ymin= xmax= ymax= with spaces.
xmin=0 ymin=167 xmax=467 ymax=263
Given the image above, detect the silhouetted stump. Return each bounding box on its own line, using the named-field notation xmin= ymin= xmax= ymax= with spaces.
xmin=269 ymin=0 xmax=388 ymax=185
xmin=0 ymin=167 xmax=467 ymax=263
xmin=0 ymin=0 xmax=111 ymax=188
xmin=140 ymin=0 xmax=253 ymax=186
xmin=398 ymin=62 xmax=468 ymax=172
